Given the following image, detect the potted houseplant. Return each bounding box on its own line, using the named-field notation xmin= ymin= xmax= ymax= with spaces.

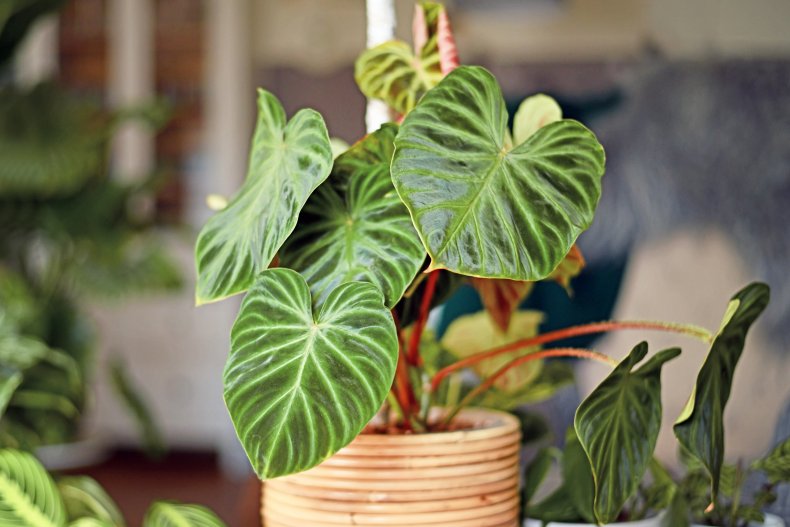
xmin=523 ymin=283 xmax=774 ymax=527
xmin=194 ymin=2 xmax=773 ymax=526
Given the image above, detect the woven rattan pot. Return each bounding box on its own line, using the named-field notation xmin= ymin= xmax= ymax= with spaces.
xmin=261 ymin=408 xmax=522 ymax=526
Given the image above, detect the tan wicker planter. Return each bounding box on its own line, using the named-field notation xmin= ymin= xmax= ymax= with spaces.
xmin=261 ymin=408 xmax=522 ymax=526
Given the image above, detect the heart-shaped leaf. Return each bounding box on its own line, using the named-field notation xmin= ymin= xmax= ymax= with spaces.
xmin=355 ymin=3 xmax=447 ymax=115
xmin=673 ymin=282 xmax=770 ymax=501
xmin=753 ymin=435 xmax=790 ymax=484
xmin=280 ymin=124 xmax=424 ymax=309
xmin=0 ymin=448 xmax=67 ymax=527
xmin=223 ymin=268 xmax=398 ymax=479
xmin=355 ymin=42 xmax=443 ymax=116
xmin=575 ymin=342 xmax=681 ymax=524
xmin=391 ymin=66 xmax=605 ymax=281
xmin=194 ymin=89 xmax=332 ymax=305
xmin=58 ymin=476 xmax=125 ymax=526
xmin=143 ymin=501 xmax=226 ymax=527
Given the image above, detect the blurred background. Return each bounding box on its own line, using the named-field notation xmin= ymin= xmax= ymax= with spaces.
xmin=1 ymin=0 xmax=789 ymax=523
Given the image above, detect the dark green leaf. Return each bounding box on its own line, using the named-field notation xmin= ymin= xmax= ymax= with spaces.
xmin=527 ymin=485 xmax=581 ymax=524
xmin=194 ymin=89 xmax=332 ymax=305
xmin=281 ymin=124 xmax=424 ymax=309
xmin=563 ymin=428 xmax=596 ymax=524
xmin=391 ymin=66 xmax=605 ymax=281
xmin=223 ymin=268 xmax=398 ymax=479
xmin=673 ymin=282 xmax=770 ymax=501
xmin=523 ymin=447 xmax=560 ymax=505
xmin=0 ymin=84 xmax=103 ymax=198
xmin=575 ymin=343 xmax=681 ymax=524
xmin=661 ymin=488 xmax=691 ymax=527
xmin=753 ymin=434 xmax=790 ymax=484
xmin=645 ymin=458 xmax=677 ymax=511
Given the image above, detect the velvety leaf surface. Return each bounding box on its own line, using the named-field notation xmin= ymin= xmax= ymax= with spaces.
xmin=143 ymin=501 xmax=226 ymax=527
xmin=355 ymin=3 xmax=445 ymax=115
xmin=513 ymin=93 xmax=562 ymax=146
xmin=575 ymin=343 xmax=681 ymax=524
xmin=673 ymin=282 xmax=770 ymax=501
xmin=280 ymin=124 xmax=424 ymax=309
xmin=354 ymin=41 xmax=442 ymax=116
xmin=58 ymin=476 xmax=124 ymax=526
xmin=194 ymin=89 xmax=332 ymax=305
xmin=0 ymin=449 xmax=66 ymax=527
xmin=391 ymin=66 xmax=605 ymax=281
xmin=442 ymin=311 xmax=544 ymax=392
xmin=223 ymin=268 xmax=398 ymax=479
xmin=753 ymin=435 xmax=790 ymax=484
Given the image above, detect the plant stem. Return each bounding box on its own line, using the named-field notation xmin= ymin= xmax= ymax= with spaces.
xmin=441 ymin=347 xmax=616 ymax=425
xmin=431 ymin=319 xmax=712 ymax=392
xmin=407 ymin=270 xmax=441 ymax=365
xmin=391 ymin=310 xmax=416 ymax=429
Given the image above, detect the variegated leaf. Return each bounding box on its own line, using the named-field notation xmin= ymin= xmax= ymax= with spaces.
xmin=223 ymin=268 xmax=398 ymax=479
xmin=143 ymin=501 xmax=226 ymax=527
xmin=58 ymin=476 xmax=124 ymax=526
xmin=575 ymin=343 xmax=681 ymax=524
xmin=281 ymin=124 xmax=424 ymax=309
xmin=0 ymin=449 xmax=67 ymax=527
xmin=354 ymin=41 xmax=442 ymax=116
xmin=194 ymin=89 xmax=332 ymax=305
xmin=673 ymin=282 xmax=770 ymax=501
xmin=391 ymin=66 xmax=605 ymax=281
xmin=355 ymin=3 xmax=447 ymax=116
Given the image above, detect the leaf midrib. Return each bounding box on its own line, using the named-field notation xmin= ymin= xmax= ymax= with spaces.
xmin=263 ymin=327 xmax=317 ymax=474
xmin=0 ymin=472 xmax=59 ymax=527
xmin=433 ymin=153 xmax=503 ymax=259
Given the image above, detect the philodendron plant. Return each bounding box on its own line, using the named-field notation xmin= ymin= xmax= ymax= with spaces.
xmin=524 ymin=283 xmax=773 ymax=526
xmin=194 ymin=1 xmax=766 ymax=486
xmin=0 ymin=448 xmax=227 ymax=527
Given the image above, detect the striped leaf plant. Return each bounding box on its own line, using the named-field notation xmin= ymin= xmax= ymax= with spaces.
xmin=0 ymin=448 xmax=227 ymax=527
xmin=194 ymin=4 xmax=773 ymax=508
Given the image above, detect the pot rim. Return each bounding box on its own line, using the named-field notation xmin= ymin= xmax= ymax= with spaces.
xmin=353 ymin=407 xmax=520 ymax=446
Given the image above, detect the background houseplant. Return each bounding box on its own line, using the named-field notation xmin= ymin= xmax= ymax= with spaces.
xmin=0 ymin=447 xmax=227 ymax=527
xmin=524 ymin=283 xmax=776 ymax=527
xmin=0 ymin=0 xmax=179 ymax=454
